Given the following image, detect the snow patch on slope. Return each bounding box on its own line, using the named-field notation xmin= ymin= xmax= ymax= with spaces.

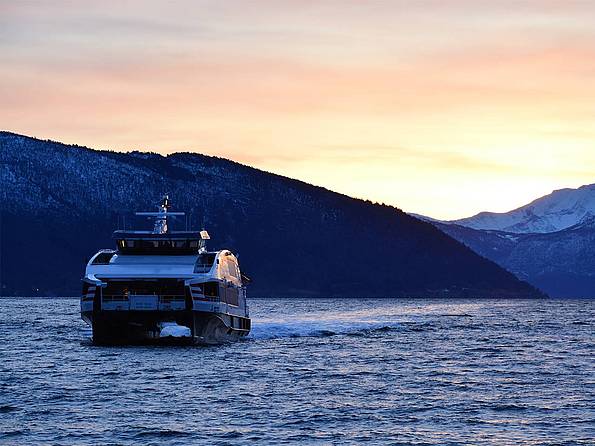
xmin=450 ymin=184 xmax=595 ymax=234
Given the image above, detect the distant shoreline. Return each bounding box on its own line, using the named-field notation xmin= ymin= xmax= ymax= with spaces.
xmin=3 ymin=295 xmax=592 ymax=300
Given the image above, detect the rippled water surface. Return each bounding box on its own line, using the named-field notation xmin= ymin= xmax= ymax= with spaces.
xmin=0 ymin=298 xmax=593 ymax=445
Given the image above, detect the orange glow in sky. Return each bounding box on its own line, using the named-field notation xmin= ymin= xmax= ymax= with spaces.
xmin=1 ymin=1 xmax=594 ymax=219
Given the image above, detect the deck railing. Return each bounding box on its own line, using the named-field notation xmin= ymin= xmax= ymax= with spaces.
xmin=101 ymin=294 xmax=187 ymax=311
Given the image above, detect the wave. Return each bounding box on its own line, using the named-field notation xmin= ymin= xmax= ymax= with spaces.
xmin=0 ymin=405 xmax=19 ymax=414
xmin=134 ymin=429 xmax=192 ymax=439
xmin=248 ymin=317 xmax=412 ymax=340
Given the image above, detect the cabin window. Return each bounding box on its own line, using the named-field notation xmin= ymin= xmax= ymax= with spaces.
xmin=92 ymin=252 xmax=115 ymax=265
xmin=220 ymin=257 xmax=240 ymax=281
xmin=116 ymin=237 xmax=202 ymax=254
xmin=203 ymin=282 xmax=219 ymax=297
xmin=102 ymin=279 xmax=185 ymax=297
xmin=222 ymin=286 xmax=239 ymax=306
xmin=228 ymin=263 xmax=239 ymax=280
xmin=194 ymin=253 xmax=216 ymax=272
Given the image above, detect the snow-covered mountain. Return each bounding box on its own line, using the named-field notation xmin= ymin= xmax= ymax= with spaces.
xmin=412 ymin=186 xmax=595 ymax=297
xmin=451 ymin=184 xmax=595 ymax=234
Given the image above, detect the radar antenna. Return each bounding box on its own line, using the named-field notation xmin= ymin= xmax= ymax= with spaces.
xmin=135 ymin=194 xmax=185 ymax=234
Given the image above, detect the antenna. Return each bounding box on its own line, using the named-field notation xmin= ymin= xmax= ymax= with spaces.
xmin=135 ymin=194 xmax=184 ymax=234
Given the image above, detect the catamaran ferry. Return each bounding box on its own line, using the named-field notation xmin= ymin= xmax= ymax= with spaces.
xmin=80 ymin=196 xmax=251 ymax=344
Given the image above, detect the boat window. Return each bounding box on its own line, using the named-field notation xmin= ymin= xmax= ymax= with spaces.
xmin=116 ymin=238 xmax=203 ymax=254
xmin=220 ymin=256 xmax=240 ymax=280
xmin=228 ymin=262 xmax=240 ymax=280
xmin=203 ymin=282 xmax=219 ymax=297
xmin=198 ymin=253 xmax=216 ymax=266
xmin=222 ymin=285 xmax=239 ymax=306
xmin=103 ymin=279 xmax=185 ymax=297
xmin=194 ymin=253 xmax=216 ymax=272
xmin=92 ymin=252 xmax=115 ymax=265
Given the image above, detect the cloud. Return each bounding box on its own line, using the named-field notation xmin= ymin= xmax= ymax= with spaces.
xmin=1 ymin=0 xmax=595 ymax=218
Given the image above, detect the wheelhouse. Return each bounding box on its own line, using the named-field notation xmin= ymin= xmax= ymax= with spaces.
xmin=113 ymin=230 xmax=209 ymax=255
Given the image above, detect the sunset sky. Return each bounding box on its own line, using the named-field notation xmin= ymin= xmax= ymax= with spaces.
xmin=2 ymin=1 xmax=594 ymax=219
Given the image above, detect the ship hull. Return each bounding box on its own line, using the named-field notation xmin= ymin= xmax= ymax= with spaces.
xmin=84 ymin=310 xmax=250 ymax=345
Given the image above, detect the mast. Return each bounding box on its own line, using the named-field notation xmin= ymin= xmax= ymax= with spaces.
xmin=135 ymin=194 xmax=184 ymax=234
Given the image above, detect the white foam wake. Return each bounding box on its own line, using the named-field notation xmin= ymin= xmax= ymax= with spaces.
xmin=248 ymin=316 xmax=405 ymax=340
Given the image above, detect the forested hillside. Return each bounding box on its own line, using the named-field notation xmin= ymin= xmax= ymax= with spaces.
xmin=0 ymin=132 xmax=542 ymax=298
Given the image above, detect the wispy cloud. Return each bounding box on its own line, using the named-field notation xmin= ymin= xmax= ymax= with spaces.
xmin=1 ymin=0 xmax=594 ymax=218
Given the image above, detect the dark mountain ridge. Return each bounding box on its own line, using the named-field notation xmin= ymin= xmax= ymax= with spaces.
xmin=433 ymin=219 xmax=595 ymax=298
xmin=0 ymin=131 xmax=542 ymax=298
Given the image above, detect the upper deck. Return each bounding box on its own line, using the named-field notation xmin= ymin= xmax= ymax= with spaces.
xmin=109 ymin=195 xmax=211 ymax=255
xmin=83 ymin=195 xmax=243 ymax=285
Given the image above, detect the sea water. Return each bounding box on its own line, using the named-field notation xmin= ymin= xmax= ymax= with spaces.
xmin=0 ymin=297 xmax=593 ymax=445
